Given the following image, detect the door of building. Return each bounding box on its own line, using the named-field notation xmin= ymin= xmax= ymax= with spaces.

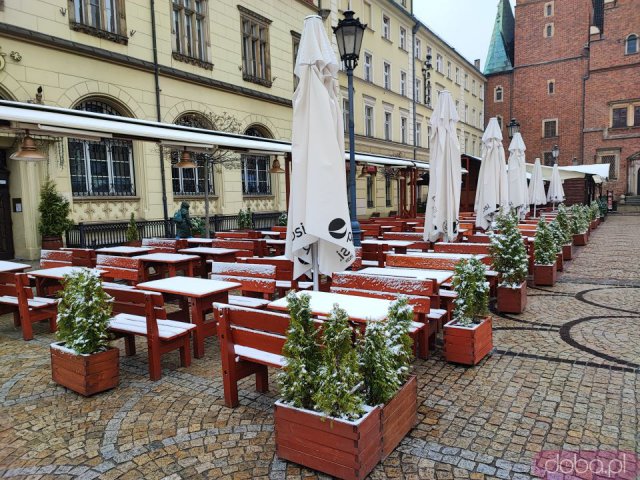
xmin=0 ymin=152 xmax=15 ymax=260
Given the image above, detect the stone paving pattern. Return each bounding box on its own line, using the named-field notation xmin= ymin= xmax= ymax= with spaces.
xmin=0 ymin=215 xmax=638 ymax=479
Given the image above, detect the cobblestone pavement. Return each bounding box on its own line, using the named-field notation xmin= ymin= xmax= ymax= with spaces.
xmin=0 ymin=215 xmax=638 ymax=479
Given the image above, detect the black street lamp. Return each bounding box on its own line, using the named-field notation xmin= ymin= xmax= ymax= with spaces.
xmin=422 ymin=54 xmax=432 ymax=107
xmin=507 ymin=118 xmax=520 ymax=139
xmin=333 ymin=10 xmax=366 ymax=246
xmin=552 ymin=144 xmax=560 ymax=164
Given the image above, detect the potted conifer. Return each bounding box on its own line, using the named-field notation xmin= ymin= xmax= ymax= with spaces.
xmin=39 ymin=178 xmax=73 ymax=250
xmin=489 ymin=211 xmax=528 ymax=313
xmin=50 ymin=269 xmax=118 ymax=396
xmin=190 ymin=217 xmax=205 ymax=237
xmin=570 ymin=205 xmax=589 ymax=246
xmin=549 ymin=219 xmax=567 ymax=272
xmin=589 ymin=201 xmax=600 ymax=229
xmin=556 ymin=204 xmax=573 ymax=260
xmin=443 ymin=258 xmax=492 ymax=365
xmin=125 ymin=212 xmax=141 ymax=247
xmin=534 ymin=219 xmax=558 ymax=286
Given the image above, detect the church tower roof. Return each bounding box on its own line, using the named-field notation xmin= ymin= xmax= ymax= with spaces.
xmin=484 ymin=0 xmax=515 ymax=75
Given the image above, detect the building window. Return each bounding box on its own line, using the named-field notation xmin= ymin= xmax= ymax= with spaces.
xmin=242 ymin=126 xmax=272 ymax=195
xmin=415 ymin=38 xmax=421 ymax=59
xmin=544 ymin=23 xmax=554 ymax=38
xmin=292 ymin=32 xmax=301 ymax=91
xmin=384 ymin=111 xmax=392 ymax=140
xmin=239 ymin=6 xmax=272 ymax=87
xmin=172 ymin=113 xmax=215 ymax=196
xmin=365 ymin=105 xmax=374 ymax=137
xmin=543 ymin=119 xmax=558 ymax=138
xmin=70 ymin=0 xmax=127 ymax=44
xmin=626 ymin=34 xmax=639 ymax=55
xmin=543 ymin=151 xmax=555 ymax=166
xmin=415 ymin=78 xmax=422 ymax=102
xmin=548 ymin=80 xmax=555 ymax=94
xmin=472 ymin=108 xmax=476 ymax=127
xmin=612 ymin=107 xmax=628 ymax=128
xmin=69 ymin=100 xmax=134 ymax=197
xmin=343 ymin=98 xmax=349 ymax=132
xmin=383 ymin=62 xmax=391 ymax=90
xmin=480 ymin=111 xmax=484 ymax=127
xmin=635 ymin=105 xmax=640 ymax=126
xmin=363 ymin=1 xmax=372 ymax=25
xmin=382 ymin=15 xmax=390 ymax=40
xmin=544 ymin=2 xmax=554 ymax=17
xmin=366 ymin=176 xmax=375 ymax=208
xmin=447 ymin=61 xmax=452 ymax=79
xmin=172 ymin=0 xmax=211 ymax=68
xmin=455 ymin=67 xmax=461 ymax=84
xmin=464 ymin=73 xmax=469 ymax=90
xmin=401 ymin=117 xmax=407 ymax=143
xmin=416 ymin=121 xmax=422 ymax=147
xmin=399 ymin=27 xmax=407 ymax=50
xmin=385 ymin=176 xmax=392 ymax=207
xmin=464 ymin=105 xmax=469 ymax=123
xmin=494 ymin=85 xmax=503 ymax=102
xmin=400 ymin=71 xmax=407 ymax=96
xmin=427 ymin=126 xmax=432 ymax=149
xmin=472 ymin=79 xmax=476 ymax=95
xmin=597 ymin=151 xmax=619 ymax=179
xmin=436 ymin=54 xmax=443 ymax=73
xmin=364 ymin=52 xmax=372 ymax=81
xmin=479 ymin=84 xmax=484 ymax=99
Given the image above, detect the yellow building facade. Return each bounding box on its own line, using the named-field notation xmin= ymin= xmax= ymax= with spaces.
xmin=0 ymin=0 xmax=484 ymax=260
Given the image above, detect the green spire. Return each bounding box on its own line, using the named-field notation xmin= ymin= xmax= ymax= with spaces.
xmin=484 ymin=0 xmax=515 ymax=75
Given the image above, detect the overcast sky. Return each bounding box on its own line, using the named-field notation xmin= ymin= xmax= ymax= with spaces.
xmin=412 ymin=0 xmax=515 ymax=71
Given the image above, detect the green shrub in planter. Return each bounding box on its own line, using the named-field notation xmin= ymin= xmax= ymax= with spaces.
xmin=38 ymin=178 xmax=73 ymax=238
xmin=190 ymin=217 xmax=205 ymax=236
xmin=489 ymin=211 xmax=528 ymax=288
xmin=534 ymin=219 xmax=557 ymax=265
xmin=555 ymin=204 xmax=571 ymax=241
xmin=125 ymin=213 xmax=139 ymax=243
xmin=451 ymin=258 xmax=489 ymax=326
xmin=569 ymin=205 xmax=589 ymax=234
xmin=549 ymin=219 xmax=568 ymax=253
xmin=278 ymin=211 xmax=288 ymax=226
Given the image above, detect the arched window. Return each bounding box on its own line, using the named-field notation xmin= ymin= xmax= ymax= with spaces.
xmin=172 ymin=113 xmax=215 ymax=196
xmin=625 ymin=34 xmax=638 ymax=55
xmin=494 ymin=85 xmax=503 ymax=102
xmin=242 ymin=126 xmax=273 ymax=195
xmin=69 ymin=99 xmax=135 ymax=197
xmin=548 ymin=80 xmax=555 ymax=94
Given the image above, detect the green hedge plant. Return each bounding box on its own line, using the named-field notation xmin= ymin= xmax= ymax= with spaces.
xmin=534 ymin=219 xmax=557 ymax=266
xmin=489 ymin=210 xmax=528 ymax=288
xmin=125 ymin=213 xmax=139 ymax=242
xmin=38 ymin=178 xmax=73 ymax=237
xmin=451 ymin=258 xmax=489 ymax=327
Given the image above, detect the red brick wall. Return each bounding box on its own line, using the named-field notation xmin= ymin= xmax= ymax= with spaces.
xmin=485 ymin=72 xmax=513 ymax=138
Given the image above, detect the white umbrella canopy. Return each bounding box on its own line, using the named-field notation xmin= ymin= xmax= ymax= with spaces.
xmin=475 ymin=117 xmax=509 ymax=230
xmin=423 ymin=91 xmax=462 ymax=243
xmin=507 ymin=132 xmax=528 ymax=219
xmin=528 ymin=157 xmax=547 ymax=216
xmin=285 ymin=15 xmax=355 ymax=282
xmin=547 ymin=162 xmax=565 ymax=205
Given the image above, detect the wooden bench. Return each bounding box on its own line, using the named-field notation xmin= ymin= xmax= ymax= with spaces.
xmin=433 ymin=242 xmax=493 ymax=257
xmin=0 ymin=272 xmax=57 ymax=341
xmin=215 ymin=231 xmax=261 ymax=239
xmin=361 ymin=242 xmax=386 ymax=267
xmin=271 ymin=226 xmax=287 ymax=233
xmin=237 ymin=257 xmax=313 ymax=296
xmin=382 ymin=232 xmax=430 ymax=251
xmin=214 ymin=303 xmax=299 ymax=407
xmin=96 ymin=255 xmax=146 ymax=285
xmin=141 ymin=238 xmax=188 ymax=253
xmin=210 ymin=239 xmax=266 ymax=258
xmin=104 ymin=286 xmax=195 ymax=381
xmin=40 ymin=249 xmax=73 ymax=269
xmin=330 ymin=272 xmax=445 ymax=358
xmin=211 ymin=262 xmax=277 ymax=309
xmin=360 ymin=224 xmax=382 ymax=239
xmin=61 ymin=247 xmax=97 ymax=268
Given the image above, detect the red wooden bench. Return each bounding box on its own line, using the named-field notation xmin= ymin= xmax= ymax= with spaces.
xmin=382 ymin=232 xmax=430 ymax=251
xmin=40 ymin=249 xmax=73 ymax=269
xmin=61 ymin=247 xmax=97 ymax=268
xmin=0 ymin=272 xmax=58 ymax=341
xmin=210 ymin=262 xmax=277 ymax=309
xmin=210 ymin=239 xmax=266 ymax=258
xmin=215 ymin=231 xmax=261 ymax=239
xmin=361 ymin=242 xmax=386 ymax=267
xmin=141 ymin=238 xmax=188 ymax=253
xmin=433 ymin=242 xmax=493 ymax=257
xmin=237 ymin=257 xmax=313 ymax=296
xmin=360 ymin=224 xmax=382 ymax=239
xmin=271 ymin=226 xmax=287 ymax=233
xmin=104 ymin=286 xmax=195 ymax=381
xmin=96 ymin=255 xmax=146 ymax=285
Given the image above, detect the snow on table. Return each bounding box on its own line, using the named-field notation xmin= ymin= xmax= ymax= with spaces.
xmin=0 ymin=260 xmax=31 ymax=273
xmin=132 ymin=253 xmax=200 ymax=263
xmin=28 ymin=266 xmax=104 ymax=280
xmin=407 ymin=252 xmax=485 ymax=260
xmin=358 ymin=267 xmax=453 ymax=285
xmin=361 ymin=239 xmax=415 ymax=247
xmin=179 ymin=247 xmax=240 ymax=255
xmin=186 ymin=238 xmax=215 ymax=245
xmin=137 ymin=276 xmax=240 ymax=297
xmin=268 ymin=290 xmax=391 ymax=322
xmin=96 ymin=246 xmax=154 ymax=255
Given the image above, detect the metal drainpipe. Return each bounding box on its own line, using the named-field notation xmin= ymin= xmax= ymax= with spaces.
xmin=150 ymin=0 xmax=170 ymax=235
xmin=412 ymin=22 xmax=419 ymax=163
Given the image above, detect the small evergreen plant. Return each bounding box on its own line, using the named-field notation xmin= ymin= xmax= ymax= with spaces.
xmin=278 ymin=293 xmax=321 ymax=410
xmin=278 ymin=211 xmax=288 ymax=226
xmin=555 ymin=204 xmax=571 ymax=245
xmin=569 ymin=205 xmax=588 ymax=234
xmin=38 ymin=178 xmax=73 ymax=237
xmin=312 ymin=304 xmax=365 ymax=421
xmin=190 ymin=217 xmax=205 ymax=236
xmin=589 ymin=201 xmax=600 ymax=221
xmin=237 ymin=208 xmax=253 ymax=230
xmin=488 ymin=210 xmax=528 ymax=288
xmin=125 ymin=213 xmax=139 ymax=242
xmin=549 ymin=219 xmax=567 ymax=253
xmin=534 ymin=219 xmax=557 ymax=265
xmin=452 ymin=258 xmax=489 ymax=327
xmin=56 ymin=270 xmax=112 ymax=355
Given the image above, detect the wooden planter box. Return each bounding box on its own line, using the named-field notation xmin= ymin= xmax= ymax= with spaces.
xmin=380 ymin=375 xmax=417 ymax=460
xmin=556 ymin=252 xmax=564 ymax=272
xmin=443 ymin=316 xmax=493 ymax=366
xmin=572 ymin=232 xmax=588 ymax=246
xmin=50 ymin=342 xmax=119 ymax=396
xmin=562 ymin=243 xmax=573 ymax=260
xmin=126 ymin=240 xmax=142 ymax=247
xmin=534 ymin=263 xmax=557 ymax=286
xmin=42 ymin=235 xmax=63 ymax=250
xmin=590 ymin=220 xmax=598 ymax=231
xmin=275 ymin=402 xmax=382 ymax=480
xmin=496 ymin=282 xmax=527 ymax=314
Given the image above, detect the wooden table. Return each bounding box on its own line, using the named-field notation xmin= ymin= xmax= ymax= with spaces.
xmin=259 ymin=231 xmax=284 ymax=239
xmin=137 ymin=277 xmax=240 ymax=358
xmin=133 ymin=253 xmax=200 ymax=279
xmin=265 ymin=239 xmax=286 ymax=255
xmin=187 ymin=238 xmax=214 ymax=246
xmin=96 ymin=246 xmax=154 ymax=256
xmin=0 ymin=261 xmax=31 ymax=273
xmin=361 ymin=239 xmax=414 ymax=254
xmin=269 ymin=290 xmax=391 ymax=322
xmin=407 ymin=252 xmax=487 ymax=262
xmin=178 ymin=247 xmax=240 ymax=278
xmin=28 ymin=266 xmax=104 ymax=296
xmin=358 ymin=266 xmax=453 ymax=287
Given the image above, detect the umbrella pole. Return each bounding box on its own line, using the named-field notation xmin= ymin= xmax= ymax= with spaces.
xmin=312 ymin=242 xmax=320 ymax=291
xmin=533 ymin=204 xmax=537 ymax=217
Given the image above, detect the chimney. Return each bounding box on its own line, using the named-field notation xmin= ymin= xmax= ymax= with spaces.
xmin=474 ymin=59 xmax=481 ymax=69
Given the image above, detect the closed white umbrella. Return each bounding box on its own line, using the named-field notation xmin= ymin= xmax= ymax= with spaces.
xmin=528 ymin=157 xmax=547 ymax=217
xmin=423 ymin=91 xmax=461 ymax=243
xmin=475 ymin=117 xmax=509 ymax=230
xmin=547 ymin=162 xmax=565 ymax=209
xmin=285 ymin=15 xmax=355 ymax=286
xmin=507 ymin=132 xmax=528 ymax=220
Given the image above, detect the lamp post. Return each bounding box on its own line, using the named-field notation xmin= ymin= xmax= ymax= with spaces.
xmin=552 ymin=144 xmax=560 ymax=164
xmin=333 ymin=10 xmax=366 ymax=247
xmin=422 ymin=54 xmax=432 ymax=107
xmin=507 ymin=118 xmax=520 ymax=140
